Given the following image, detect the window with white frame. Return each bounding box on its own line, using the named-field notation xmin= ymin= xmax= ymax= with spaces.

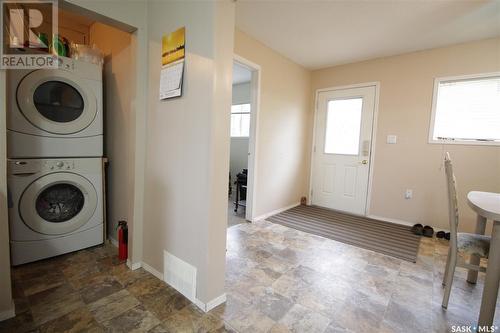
xmin=231 ymin=103 xmax=251 ymax=137
xmin=430 ymin=73 xmax=500 ymax=145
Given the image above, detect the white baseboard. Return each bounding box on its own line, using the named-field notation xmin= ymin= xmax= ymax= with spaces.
xmin=142 ymin=261 xmax=164 ymax=280
xmin=0 ymin=301 xmax=15 ymax=322
xmin=194 ymin=293 xmax=226 ymax=312
xmin=366 ymin=214 xmax=415 ymax=227
xmin=194 ymin=298 xmax=206 ymax=311
xmin=126 ymin=259 xmax=142 ymax=270
xmin=206 ymin=293 xmax=226 ymax=311
xmin=253 ymin=202 xmax=301 ymax=222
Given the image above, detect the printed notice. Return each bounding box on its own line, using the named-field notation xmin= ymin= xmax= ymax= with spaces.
xmin=159 ymin=27 xmax=185 ymax=100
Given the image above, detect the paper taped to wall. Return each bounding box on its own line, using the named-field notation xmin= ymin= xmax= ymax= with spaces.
xmin=160 ymin=60 xmax=184 ymax=99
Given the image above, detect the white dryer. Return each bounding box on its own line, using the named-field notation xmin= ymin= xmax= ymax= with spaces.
xmin=7 ymin=56 xmax=103 ymax=158
xmin=8 ymin=158 xmax=104 ymax=265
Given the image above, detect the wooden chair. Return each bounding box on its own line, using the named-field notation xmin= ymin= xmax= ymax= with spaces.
xmin=442 ymin=152 xmax=491 ymax=308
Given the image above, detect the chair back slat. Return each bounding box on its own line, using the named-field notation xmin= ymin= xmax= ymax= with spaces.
xmin=444 ymin=152 xmax=459 ymax=249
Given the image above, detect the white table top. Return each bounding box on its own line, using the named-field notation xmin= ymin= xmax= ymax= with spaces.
xmin=467 ymin=191 xmax=500 ymax=221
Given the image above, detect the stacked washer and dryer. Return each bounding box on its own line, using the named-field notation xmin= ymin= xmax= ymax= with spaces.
xmin=7 ymin=57 xmax=105 ymax=265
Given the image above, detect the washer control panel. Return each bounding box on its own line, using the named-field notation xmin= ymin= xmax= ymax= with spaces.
xmin=8 ymin=159 xmax=81 ymax=176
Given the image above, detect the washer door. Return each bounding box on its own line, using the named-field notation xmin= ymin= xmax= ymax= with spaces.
xmin=17 ymin=69 xmax=97 ymax=134
xmin=19 ymin=173 xmax=98 ymax=235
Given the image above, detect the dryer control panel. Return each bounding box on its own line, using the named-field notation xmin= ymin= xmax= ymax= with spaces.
xmin=45 ymin=160 xmax=75 ymax=171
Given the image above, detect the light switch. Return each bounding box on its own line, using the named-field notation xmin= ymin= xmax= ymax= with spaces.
xmin=387 ymin=135 xmax=397 ymax=144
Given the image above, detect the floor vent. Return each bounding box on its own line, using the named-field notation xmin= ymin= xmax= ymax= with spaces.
xmin=163 ymin=250 xmax=197 ymax=302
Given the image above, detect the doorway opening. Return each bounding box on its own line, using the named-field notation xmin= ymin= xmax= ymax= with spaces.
xmin=53 ymin=5 xmax=136 ymax=247
xmin=227 ymin=57 xmax=260 ymax=227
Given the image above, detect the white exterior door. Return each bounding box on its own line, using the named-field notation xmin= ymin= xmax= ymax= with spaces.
xmin=311 ymin=85 xmax=376 ymax=215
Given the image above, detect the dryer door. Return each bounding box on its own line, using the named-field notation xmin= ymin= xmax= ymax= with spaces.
xmin=17 ymin=69 xmax=97 ymax=134
xmin=19 ymin=172 xmax=98 ymax=235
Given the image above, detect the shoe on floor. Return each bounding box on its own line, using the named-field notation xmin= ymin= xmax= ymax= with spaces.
xmin=411 ymin=224 xmax=424 ymax=236
xmin=423 ymin=226 xmax=434 ymax=238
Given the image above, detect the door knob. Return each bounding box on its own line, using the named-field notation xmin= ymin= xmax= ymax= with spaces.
xmin=360 ymin=160 xmax=368 ymax=165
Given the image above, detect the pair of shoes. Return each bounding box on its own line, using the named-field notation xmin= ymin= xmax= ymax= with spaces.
xmin=436 ymin=231 xmax=451 ymax=240
xmin=411 ymin=224 xmax=434 ymax=237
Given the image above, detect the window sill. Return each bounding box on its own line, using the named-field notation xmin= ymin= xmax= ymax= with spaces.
xmin=428 ymin=139 xmax=500 ymax=147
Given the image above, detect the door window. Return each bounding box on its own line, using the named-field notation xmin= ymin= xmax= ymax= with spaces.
xmin=324 ymin=98 xmax=363 ymax=155
xmin=35 ymin=183 xmax=85 ymax=222
xmin=33 ymin=81 xmax=85 ymax=123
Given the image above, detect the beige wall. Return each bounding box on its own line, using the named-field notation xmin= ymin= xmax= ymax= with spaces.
xmin=90 ymin=22 xmax=133 ymax=241
xmin=311 ymin=38 xmax=500 ymax=233
xmin=142 ymin=0 xmax=234 ymax=303
xmin=234 ymin=30 xmax=312 ymax=218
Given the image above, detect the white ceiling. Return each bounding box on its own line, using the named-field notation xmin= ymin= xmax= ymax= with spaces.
xmin=235 ymin=0 xmax=500 ymax=70
xmin=233 ymin=62 xmax=252 ymax=84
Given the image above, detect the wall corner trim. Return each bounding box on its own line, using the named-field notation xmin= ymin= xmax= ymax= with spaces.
xmin=194 ymin=293 xmax=227 ymax=313
xmin=252 ymin=202 xmax=301 ymax=222
xmin=0 ymin=301 xmax=15 ymax=322
xmin=126 ymin=259 xmax=142 ymax=271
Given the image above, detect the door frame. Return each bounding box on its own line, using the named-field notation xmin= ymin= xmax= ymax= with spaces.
xmin=233 ymin=54 xmax=261 ymax=222
xmin=308 ymin=82 xmax=380 ymax=216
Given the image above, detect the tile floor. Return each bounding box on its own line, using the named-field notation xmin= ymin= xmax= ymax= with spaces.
xmin=228 ymin=196 xmax=246 ymax=228
xmin=2 ymin=219 xmax=499 ymax=332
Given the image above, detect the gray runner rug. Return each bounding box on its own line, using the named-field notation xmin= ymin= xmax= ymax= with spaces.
xmin=267 ymin=205 xmax=420 ymax=262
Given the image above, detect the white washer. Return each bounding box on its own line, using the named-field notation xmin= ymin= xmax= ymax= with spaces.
xmin=8 ymin=158 xmax=104 ymax=265
xmin=7 ymin=56 xmax=103 ymax=158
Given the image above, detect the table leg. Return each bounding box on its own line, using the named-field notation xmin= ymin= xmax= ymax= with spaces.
xmin=467 ymin=214 xmax=487 ymax=283
xmin=478 ymin=220 xmax=500 ymax=328
xmin=234 ymin=183 xmax=239 ymax=213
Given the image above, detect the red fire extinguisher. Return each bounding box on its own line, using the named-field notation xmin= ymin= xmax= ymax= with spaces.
xmin=117 ymin=220 xmax=128 ymax=261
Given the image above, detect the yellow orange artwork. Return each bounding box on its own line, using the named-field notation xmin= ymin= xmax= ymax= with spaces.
xmin=162 ymin=27 xmax=185 ymax=66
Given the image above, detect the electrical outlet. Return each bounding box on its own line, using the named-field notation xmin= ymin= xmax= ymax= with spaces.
xmin=405 ymin=189 xmax=413 ymax=199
